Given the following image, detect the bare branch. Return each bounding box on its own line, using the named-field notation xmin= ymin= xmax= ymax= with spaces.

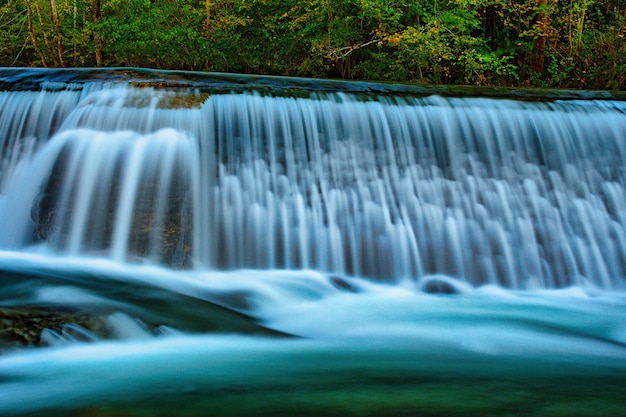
xmin=326 ymin=39 xmax=380 ymax=61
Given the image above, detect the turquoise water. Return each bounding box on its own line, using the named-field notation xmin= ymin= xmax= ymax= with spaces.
xmin=0 ymin=69 xmax=625 ymax=416
xmin=1 ymin=253 xmax=625 ymax=416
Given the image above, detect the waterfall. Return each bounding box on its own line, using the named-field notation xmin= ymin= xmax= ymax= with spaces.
xmin=0 ymin=78 xmax=624 ymax=290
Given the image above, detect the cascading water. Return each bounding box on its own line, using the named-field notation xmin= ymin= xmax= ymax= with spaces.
xmin=0 ymin=69 xmax=625 ymax=417
xmin=1 ymin=80 xmax=624 ymax=289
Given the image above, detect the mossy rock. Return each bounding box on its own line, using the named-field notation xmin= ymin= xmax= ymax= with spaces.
xmin=0 ymin=306 xmax=107 ymax=351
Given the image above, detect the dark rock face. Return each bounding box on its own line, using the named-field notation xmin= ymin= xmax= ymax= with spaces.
xmin=29 ymin=143 xmax=193 ymax=269
xmin=422 ymin=279 xmax=459 ymax=295
xmin=329 ymin=276 xmax=359 ymax=293
xmin=0 ymin=307 xmax=106 ymax=351
xmin=418 ymin=275 xmax=471 ymax=295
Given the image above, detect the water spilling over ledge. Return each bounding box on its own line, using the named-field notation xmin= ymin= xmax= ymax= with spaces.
xmin=0 ymin=69 xmax=625 ymax=416
xmin=1 ymin=68 xmax=624 ymax=289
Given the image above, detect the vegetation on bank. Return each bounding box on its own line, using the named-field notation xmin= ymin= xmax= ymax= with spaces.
xmin=0 ymin=0 xmax=624 ymax=89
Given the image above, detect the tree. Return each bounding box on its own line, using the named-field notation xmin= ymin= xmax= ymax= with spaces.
xmin=95 ymin=0 xmax=209 ymax=70
xmin=49 ymin=0 xmax=66 ymax=66
xmin=387 ymin=0 xmax=518 ymax=84
xmin=24 ymin=0 xmax=50 ymax=66
xmin=92 ymin=0 xmax=102 ymax=66
xmin=0 ymin=0 xmax=623 ymax=89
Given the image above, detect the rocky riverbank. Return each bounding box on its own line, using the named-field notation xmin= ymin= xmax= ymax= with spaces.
xmin=0 ymin=306 xmax=107 ymax=352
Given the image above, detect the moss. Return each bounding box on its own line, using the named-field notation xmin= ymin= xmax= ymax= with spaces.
xmin=0 ymin=306 xmax=107 ymax=351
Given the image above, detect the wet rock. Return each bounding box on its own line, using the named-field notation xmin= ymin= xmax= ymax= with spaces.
xmin=329 ymin=275 xmax=359 ymax=292
xmin=417 ymin=275 xmax=472 ymax=295
xmin=422 ymin=279 xmax=459 ymax=295
xmin=30 ymin=146 xmax=193 ymax=269
xmin=0 ymin=307 xmax=107 ymax=351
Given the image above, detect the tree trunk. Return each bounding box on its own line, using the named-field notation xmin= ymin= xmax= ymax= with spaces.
xmin=531 ymin=0 xmax=548 ymax=73
xmin=49 ymin=0 xmax=66 ymax=67
xmin=24 ymin=0 xmax=49 ymax=67
xmin=92 ymin=0 xmax=103 ymax=66
xmin=34 ymin=0 xmax=59 ymax=66
xmin=73 ymin=0 xmax=77 ymax=65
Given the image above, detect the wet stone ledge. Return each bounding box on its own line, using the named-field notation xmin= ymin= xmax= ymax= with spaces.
xmin=1 ymin=68 xmax=625 ymax=101
xmin=0 ymin=306 xmax=107 ymax=352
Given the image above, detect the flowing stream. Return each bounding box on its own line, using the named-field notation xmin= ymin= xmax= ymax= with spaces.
xmin=0 ymin=69 xmax=625 ymax=416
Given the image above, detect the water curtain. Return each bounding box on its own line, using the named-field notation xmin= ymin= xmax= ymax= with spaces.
xmin=0 ymin=80 xmax=624 ymax=290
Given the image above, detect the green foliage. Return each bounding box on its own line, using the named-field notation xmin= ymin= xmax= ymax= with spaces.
xmin=389 ymin=2 xmax=517 ymax=84
xmin=0 ymin=1 xmax=29 ymax=66
xmin=2 ymin=0 xmax=624 ymax=89
xmin=95 ymin=0 xmax=209 ymax=70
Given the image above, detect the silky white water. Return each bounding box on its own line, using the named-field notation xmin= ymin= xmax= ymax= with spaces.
xmin=0 ymin=70 xmax=625 ymax=416
xmin=0 ymin=252 xmax=625 ymax=416
xmin=1 ymin=83 xmax=624 ymax=288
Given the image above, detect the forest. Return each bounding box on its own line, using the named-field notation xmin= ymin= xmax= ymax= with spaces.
xmin=0 ymin=0 xmax=624 ymax=89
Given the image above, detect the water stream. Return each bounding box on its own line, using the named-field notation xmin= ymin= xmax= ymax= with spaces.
xmin=0 ymin=69 xmax=625 ymax=416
